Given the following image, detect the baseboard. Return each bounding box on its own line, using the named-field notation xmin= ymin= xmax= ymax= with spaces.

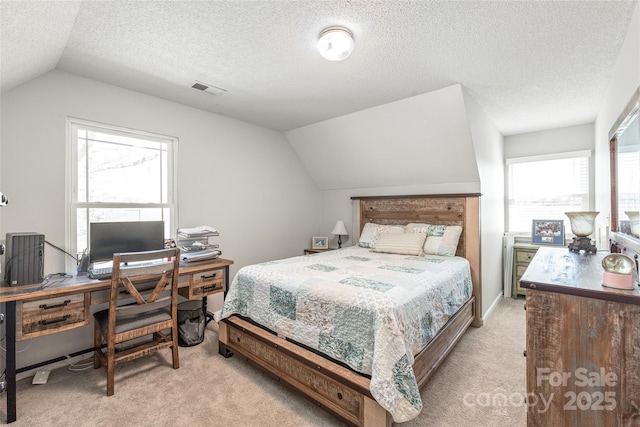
xmin=481 ymin=292 xmax=503 ymax=323
xmin=17 ymin=353 xmax=90 ymax=381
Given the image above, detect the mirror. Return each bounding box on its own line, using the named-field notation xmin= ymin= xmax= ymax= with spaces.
xmin=610 ymin=86 xmax=640 ymax=240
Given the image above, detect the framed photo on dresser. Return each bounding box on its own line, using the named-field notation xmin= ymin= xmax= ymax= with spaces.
xmin=531 ymin=219 xmax=564 ymax=245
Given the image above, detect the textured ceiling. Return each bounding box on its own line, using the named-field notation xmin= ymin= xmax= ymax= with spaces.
xmin=1 ymin=1 xmax=637 ymax=135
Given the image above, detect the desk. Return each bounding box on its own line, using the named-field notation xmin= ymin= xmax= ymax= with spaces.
xmin=0 ymin=257 xmax=233 ymax=423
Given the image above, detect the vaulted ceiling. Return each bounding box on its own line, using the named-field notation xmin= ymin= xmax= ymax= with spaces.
xmin=1 ymin=1 xmax=637 ymax=135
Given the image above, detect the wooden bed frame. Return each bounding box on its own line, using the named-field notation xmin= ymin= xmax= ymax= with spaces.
xmin=219 ymin=194 xmax=482 ymax=426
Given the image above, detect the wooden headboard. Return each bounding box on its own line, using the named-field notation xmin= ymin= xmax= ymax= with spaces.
xmin=351 ymin=193 xmax=482 ymax=327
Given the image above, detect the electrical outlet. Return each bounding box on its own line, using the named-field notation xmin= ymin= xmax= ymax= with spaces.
xmin=32 ymin=370 xmax=50 ymax=385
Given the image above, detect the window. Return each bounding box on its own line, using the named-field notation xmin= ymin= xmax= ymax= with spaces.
xmin=67 ymin=119 xmax=177 ymax=268
xmin=507 ymin=151 xmax=591 ymax=233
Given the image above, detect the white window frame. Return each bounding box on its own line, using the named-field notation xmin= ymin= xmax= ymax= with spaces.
xmin=65 ymin=118 xmax=178 ymax=271
xmin=505 ymin=150 xmax=593 ymax=235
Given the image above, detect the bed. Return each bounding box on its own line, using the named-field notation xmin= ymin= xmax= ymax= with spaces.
xmin=219 ymin=194 xmax=481 ymax=426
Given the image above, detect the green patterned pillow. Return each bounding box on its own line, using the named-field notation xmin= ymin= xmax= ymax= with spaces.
xmin=370 ymin=232 xmax=427 ymax=256
xmin=405 ymin=223 xmax=431 ymax=235
xmin=423 ymin=225 xmax=462 ymax=256
xmin=357 ymin=223 xmax=405 ymax=248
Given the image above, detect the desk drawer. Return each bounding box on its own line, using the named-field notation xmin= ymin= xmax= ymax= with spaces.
xmin=17 ymin=294 xmax=90 ymax=340
xmin=179 ymin=268 xmax=225 ymax=299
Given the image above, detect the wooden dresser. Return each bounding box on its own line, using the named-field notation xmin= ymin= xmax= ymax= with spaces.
xmin=520 ymin=247 xmax=640 ymax=426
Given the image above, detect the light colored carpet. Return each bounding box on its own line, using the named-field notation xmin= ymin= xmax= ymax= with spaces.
xmin=3 ymin=297 xmax=526 ymax=426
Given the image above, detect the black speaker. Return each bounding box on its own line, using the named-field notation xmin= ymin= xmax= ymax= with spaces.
xmin=5 ymin=232 xmax=45 ymax=286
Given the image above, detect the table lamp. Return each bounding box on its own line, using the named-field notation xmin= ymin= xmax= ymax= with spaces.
xmin=565 ymin=211 xmax=599 ymax=254
xmin=626 ymin=211 xmax=639 ymax=237
xmin=331 ymin=220 xmax=348 ymax=248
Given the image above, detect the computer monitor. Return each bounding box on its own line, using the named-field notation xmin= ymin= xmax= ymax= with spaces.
xmin=89 ymin=221 xmax=165 ymax=264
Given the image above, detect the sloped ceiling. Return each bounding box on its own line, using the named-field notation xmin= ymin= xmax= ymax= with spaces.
xmin=0 ymin=1 xmax=81 ymax=93
xmin=1 ymin=1 xmax=637 ymax=135
xmin=286 ymin=84 xmax=480 ymax=191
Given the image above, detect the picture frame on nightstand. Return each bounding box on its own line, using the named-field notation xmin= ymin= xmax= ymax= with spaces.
xmin=531 ymin=219 xmax=564 ymax=245
xmin=312 ymin=236 xmax=328 ymax=250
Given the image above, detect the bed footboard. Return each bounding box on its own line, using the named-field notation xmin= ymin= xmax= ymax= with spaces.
xmin=219 ymin=315 xmax=391 ymax=427
xmin=218 ymin=295 xmax=474 ymax=427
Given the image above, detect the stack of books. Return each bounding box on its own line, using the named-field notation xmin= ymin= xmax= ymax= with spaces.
xmin=176 ymin=226 xmax=221 ymax=262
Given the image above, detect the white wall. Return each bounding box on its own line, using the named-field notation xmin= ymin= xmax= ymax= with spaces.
xmin=594 ymin=3 xmax=640 ymax=230
xmin=0 ymin=70 xmax=321 ymax=371
xmin=285 ymin=84 xmax=481 ymax=191
xmin=286 ymin=84 xmax=482 ymax=248
xmin=504 ymin=123 xmax=595 ymax=159
xmin=462 ymin=88 xmax=505 ymax=318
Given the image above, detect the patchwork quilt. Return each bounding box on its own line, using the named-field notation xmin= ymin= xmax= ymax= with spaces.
xmin=221 ymin=246 xmax=472 ymax=422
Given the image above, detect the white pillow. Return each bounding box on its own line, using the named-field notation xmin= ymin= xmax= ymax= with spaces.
xmin=358 ymin=223 xmax=405 ymax=248
xmin=370 ymin=232 xmax=427 ymax=256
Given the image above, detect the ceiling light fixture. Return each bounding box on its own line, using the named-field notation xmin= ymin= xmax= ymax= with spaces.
xmin=317 ymin=26 xmax=354 ymax=61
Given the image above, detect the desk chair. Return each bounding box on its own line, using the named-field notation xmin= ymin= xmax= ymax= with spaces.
xmin=93 ymin=248 xmax=181 ymax=396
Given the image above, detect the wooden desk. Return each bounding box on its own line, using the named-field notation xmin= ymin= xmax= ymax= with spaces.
xmin=519 ymin=247 xmax=639 ymax=426
xmin=0 ymin=257 xmax=233 ymax=423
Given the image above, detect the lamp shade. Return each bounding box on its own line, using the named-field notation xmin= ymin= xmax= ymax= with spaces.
xmin=318 ymin=27 xmax=354 ymax=61
xmin=626 ymin=211 xmax=640 ymax=237
xmin=565 ymin=211 xmax=599 ymax=237
xmin=331 ymin=220 xmax=348 ymax=236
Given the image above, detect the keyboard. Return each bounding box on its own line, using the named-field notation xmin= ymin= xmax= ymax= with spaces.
xmin=88 ymin=266 xmax=112 ymax=280
xmin=88 ymin=261 xmax=158 ymax=280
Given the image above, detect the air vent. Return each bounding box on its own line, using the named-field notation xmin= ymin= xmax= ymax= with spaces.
xmin=191 ymin=80 xmax=227 ymax=96
xmin=192 ymin=82 xmax=208 ymax=91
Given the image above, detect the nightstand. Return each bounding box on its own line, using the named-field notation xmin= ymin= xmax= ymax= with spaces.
xmin=304 ymin=248 xmax=334 ymax=255
xmin=512 ymin=243 xmax=539 ymax=297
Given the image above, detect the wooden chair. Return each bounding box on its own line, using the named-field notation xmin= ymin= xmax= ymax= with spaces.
xmin=93 ymin=248 xmax=181 ymax=396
